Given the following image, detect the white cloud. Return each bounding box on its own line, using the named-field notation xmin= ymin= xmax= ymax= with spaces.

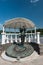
xmin=30 ymin=0 xmax=39 ymax=3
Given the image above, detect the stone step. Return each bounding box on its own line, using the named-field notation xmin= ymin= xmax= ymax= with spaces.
xmin=40 ymin=48 xmax=43 ymax=50
xmin=39 ymin=45 xmax=43 ymax=48
xmin=40 ymin=47 xmax=43 ymax=49
xmin=40 ymin=51 xmax=43 ymax=54
xmin=40 ymin=52 xmax=43 ymax=55
xmin=39 ymin=47 xmax=43 ymax=49
xmin=39 ymin=44 xmax=43 ymax=55
xmin=39 ymin=44 xmax=43 ymax=46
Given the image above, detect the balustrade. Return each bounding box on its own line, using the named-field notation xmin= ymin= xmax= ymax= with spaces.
xmin=1 ymin=32 xmax=40 ymax=44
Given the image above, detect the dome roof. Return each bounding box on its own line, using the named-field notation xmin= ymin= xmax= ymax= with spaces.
xmin=4 ymin=17 xmax=35 ymax=28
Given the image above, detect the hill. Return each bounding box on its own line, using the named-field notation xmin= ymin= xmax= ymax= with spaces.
xmin=0 ymin=28 xmax=43 ymax=35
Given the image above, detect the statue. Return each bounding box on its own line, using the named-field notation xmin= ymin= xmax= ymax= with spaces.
xmin=20 ymin=26 xmax=26 ymax=45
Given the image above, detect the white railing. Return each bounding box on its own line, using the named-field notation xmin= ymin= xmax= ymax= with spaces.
xmin=1 ymin=32 xmax=40 ymax=44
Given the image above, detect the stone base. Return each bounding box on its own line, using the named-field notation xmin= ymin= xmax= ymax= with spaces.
xmin=1 ymin=51 xmax=39 ymax=62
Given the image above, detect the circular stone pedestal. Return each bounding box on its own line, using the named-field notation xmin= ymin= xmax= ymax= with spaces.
xmin=5 ymin=43 xmax=34 ymax=58
xmin=1 ymin=51 xmax=39 ymax=62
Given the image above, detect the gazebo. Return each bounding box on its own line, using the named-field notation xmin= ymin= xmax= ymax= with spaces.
xmin=1 ymin=17 xmax=40 ymax=44
xmin=1 ymin=17 xmax=40 ymax=61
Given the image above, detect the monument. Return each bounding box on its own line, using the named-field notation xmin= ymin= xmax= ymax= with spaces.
xmin=2 ymin=17 xmax=36 ymax=60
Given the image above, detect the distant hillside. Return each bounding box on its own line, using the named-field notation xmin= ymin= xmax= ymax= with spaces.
xmin=36 ymin=29 xmax=43 ymax=35
xmin=0 ymin=30 xmax=2 ymax=34
xmin=27 ymin=28 xmax=43 ymax=35
xmin=0 ymin=28 xmax=43 ymax=35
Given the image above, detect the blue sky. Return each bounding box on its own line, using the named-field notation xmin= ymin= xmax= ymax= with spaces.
xmin=0 ymin=0 xmax=43 ymax=29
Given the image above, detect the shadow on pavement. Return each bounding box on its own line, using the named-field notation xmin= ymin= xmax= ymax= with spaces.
xmin=29 ymin=42 xmax=40 ymax=54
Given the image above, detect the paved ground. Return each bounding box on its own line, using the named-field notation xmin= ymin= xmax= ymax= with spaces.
xmin=0 ymin=43 xmax=43 ymax=65
xmin=0 ymin=55 xmax=43 ymax=65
